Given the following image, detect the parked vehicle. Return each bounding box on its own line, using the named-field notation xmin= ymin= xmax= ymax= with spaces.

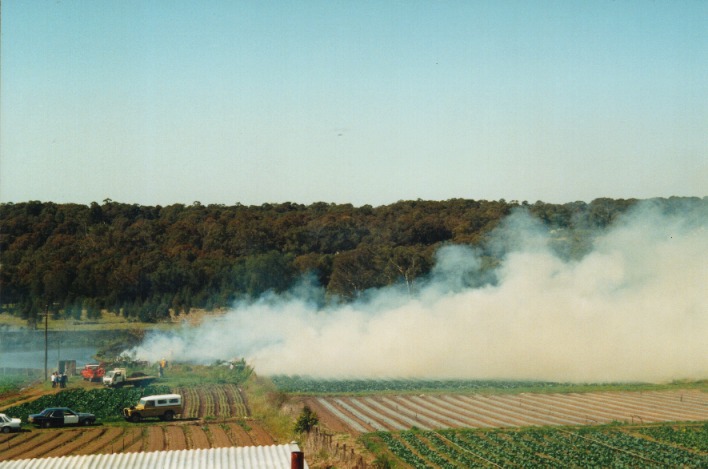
xmin=102 ymin=368 xmax=155 ymax=387
xmin=122 ymin=394 xmax=182 ymax=422
xmin=28 ymin=408 xmax=96 ymax=428
xmin=0 ymin=413 xmax=21 ymax=433
xmin=80 ymin=364 xmax=105 ymax=381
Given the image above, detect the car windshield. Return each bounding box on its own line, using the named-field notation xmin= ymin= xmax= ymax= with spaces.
xmin=106 ymin=371 xmax=115 ymax=377
xmin=0 ymin=415 xmax=8 ymax=423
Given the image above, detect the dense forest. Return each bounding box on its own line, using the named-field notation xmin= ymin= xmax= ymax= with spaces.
xmin=0 ymin=197 xmax=701 ymax=325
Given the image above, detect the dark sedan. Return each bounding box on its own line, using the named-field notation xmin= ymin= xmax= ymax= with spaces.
xmin=28 ymin=407 xmax=96 ymax=428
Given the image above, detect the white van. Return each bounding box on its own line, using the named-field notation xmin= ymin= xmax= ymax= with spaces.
xmin=122 ymin=394 xmax=182 ymax=422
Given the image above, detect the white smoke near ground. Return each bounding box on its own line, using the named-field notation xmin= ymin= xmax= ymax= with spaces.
xmin=129 ymin=200 xmax=708 ymax=383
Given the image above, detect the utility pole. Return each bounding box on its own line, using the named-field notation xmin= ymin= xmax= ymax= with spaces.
xmin=44 ymin=304 xmax=49 ymax=382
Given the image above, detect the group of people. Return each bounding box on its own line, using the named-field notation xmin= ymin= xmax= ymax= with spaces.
xmin=51 ymin=371 xmax=68 ymax=388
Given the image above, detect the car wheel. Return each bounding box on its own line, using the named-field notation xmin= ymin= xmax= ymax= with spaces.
xmin=163 ymin=411 xmax=174 ymax=421
xmin=1 ymin=426 xmax=10 ymax=433
xmin=43 ymin=421 xmax=51 ymax=429
xmin=130 ymin=414 xmax=141 ymax=423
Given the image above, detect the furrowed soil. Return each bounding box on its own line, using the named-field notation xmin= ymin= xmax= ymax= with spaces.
xmin=4 ymin=376 xmax=707 ymax=466
xmin=305 ymin=389 xmax=708 ymax=434
xmin=185 ymin=424 xmax=210 ymax=449
xmin=165 ymin=425 xmax=188 ymax=451
xmin=0 ymin=382 xmax=280 ymax=461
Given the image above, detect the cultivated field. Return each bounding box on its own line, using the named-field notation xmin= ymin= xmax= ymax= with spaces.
xmin=0 ymin=383 xmax=274 ymax=462
xmin=363 ymin=423 xmax=708 ymax=468
xmin=298 ymin=384 xmax=708 ymax=468
xmin=176 ymin=384 xmax=250 ymax=419
xmin=0 ymin=420 xmax=275 ymax=461
xmin=306 ymin=389 xmax=708 ymax=434
xmin=2 ymin=373 xmax=707 ymax=467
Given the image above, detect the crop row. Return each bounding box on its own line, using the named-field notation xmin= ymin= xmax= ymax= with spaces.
xmin=181 ymin=387 xmax=200 ymax=418
xmin=312 ymin=390 xmax=708 ymax=432
xmin=270 ymin=376 xmax=566 ymax=394
xmin=1 ymin=383 xmax=250 ymax=423
xmin=176 ymin=384 xmax=248 ymax=419
xmin=635 ymin=422 xmax=708 ymax=453
xmin=367 ymin=424 xmax=708 ymax=468
xmin=1 ymin=385 xmax=171 ymax=421
xmin=0 ymin=422 xmax=264 ymax=461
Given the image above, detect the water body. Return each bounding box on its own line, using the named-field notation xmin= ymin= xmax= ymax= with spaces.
xmin=0 ymin=330 xmax=125 ymax=371
xmin=0 ymin=347 xmax=97 ymax=370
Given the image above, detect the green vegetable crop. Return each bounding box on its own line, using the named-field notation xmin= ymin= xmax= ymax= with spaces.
xmin=3 ymin=385 xmax=171 ymax=421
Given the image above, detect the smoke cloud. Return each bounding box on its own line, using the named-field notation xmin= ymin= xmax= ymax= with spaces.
xmin=130 ymin=201 xmax=708 ymax=383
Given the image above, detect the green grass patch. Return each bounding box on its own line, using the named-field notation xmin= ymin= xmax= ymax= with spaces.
xmin=0 ymin=374 xmax=41 ymax=395
xmin=158 ymin=361 xmax=252 ymax=387
xmin=243 ymin=374 xmax=296 ymax=443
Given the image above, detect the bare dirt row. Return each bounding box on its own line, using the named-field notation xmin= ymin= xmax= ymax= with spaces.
xmin=0 ymin=382 xmax=272 ymax=462
xmin=306 ymin=389 xmax=708 ymax=434
xmin=0 ymin=420 xmax=275 ymax=461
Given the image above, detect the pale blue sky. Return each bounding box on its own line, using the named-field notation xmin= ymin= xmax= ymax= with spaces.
xmin=2 ymin=1 xmax=706 ymax=206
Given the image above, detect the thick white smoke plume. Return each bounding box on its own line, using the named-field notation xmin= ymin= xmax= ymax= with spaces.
xmin=130 ymin=201 xmax=708 ymax=383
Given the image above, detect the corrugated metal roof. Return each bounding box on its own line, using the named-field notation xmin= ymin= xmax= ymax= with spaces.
xmin=0 ymin=444 xmax=308 ymax=469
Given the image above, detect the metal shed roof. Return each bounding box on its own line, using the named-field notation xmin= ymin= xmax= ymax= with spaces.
xmin=0 ymin=444 xmax=307 ymax=469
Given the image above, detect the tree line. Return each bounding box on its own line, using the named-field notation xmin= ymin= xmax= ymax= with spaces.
xmin=0 ymin=197 xmax=699 ymax=325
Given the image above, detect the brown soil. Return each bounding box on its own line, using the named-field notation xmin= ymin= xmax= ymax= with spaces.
xmin=246 ymin=420 xmax=276 ymax=445
xmin=178 ymin=386 xmax=200 ymax=418
xmin=0 ymin=382 xmax=284 ymax=461
xmin=84 ymin=426 xmax=126 ymax=455
xmin=197 ymin=389 xmax=207 ymax=418
xmin=186 ymin=424 xmax=211 ymax=449
xmin=165 ymin=425 xmax=188 ymax=450
xmin=0 ymin=432 xmax=20 ymax=447
xmin=311 ymin=389 xmax=708 ymax=433
xmin=0 ymin=386 xmax=61 ymax=412
xmin=224 ymin=384 xmax=240 ymax=417
xmin=223 ymin=422 xmax=253 ymax=446
xmin=303 ymin=397 xmax=354 ymax=434
xmin=45 ymin=428 xmax=104 ymax=457
xmin=14 ymin=428 xmax=79 ymax=460
xmin=145 ymin=426 xmax=165 ymax=452
xmin=123 ymin=428 xmax=145 ymax=453
xmin=206 ymin=424 xmax=232 ymax=448
xmin=0 ymin=432 xmax=44 ymax=461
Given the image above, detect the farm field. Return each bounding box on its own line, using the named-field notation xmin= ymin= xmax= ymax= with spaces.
xmin=0 ymin=420 xmax=275 ymax=461
xmin=0 ymin=384 xmax=249 ymax=423
xmin=0 ymin=383 xmax=274 ymax=462
xmin=2 ymin=374 xmax=707 ymax=467
xmin=364 ymin=423 xmax=708 ymax=468
xmin=270 ymin=376 xmax=568 ymax=394
xmin=306 ymin=389 xmax=708 ymax=434
xmin=176 ymin=384 xmax=250 ymax=420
